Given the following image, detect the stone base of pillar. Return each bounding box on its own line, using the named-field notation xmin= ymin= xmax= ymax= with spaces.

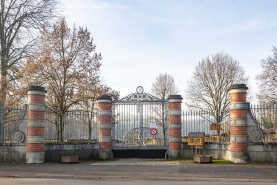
xmin=26 ymin=152 xmax=44 ymax=164
xmin=169 ymin=149 xmax=181 ymax=159
xmin=230 ymin=152 xmax=248 ymax=163
xmin=99 ymin=149 xmax=113 ymax=160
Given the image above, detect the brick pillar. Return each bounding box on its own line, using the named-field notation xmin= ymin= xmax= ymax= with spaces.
xmin=168 ymin=95 xmax=183 ymax=159
xmin=228 ymin=84 xmax=248 ymax=163
xmin=98 ymin=95 xmax=113 ymax=160
xmin=26 ymin=86 xmax=47 ymax=164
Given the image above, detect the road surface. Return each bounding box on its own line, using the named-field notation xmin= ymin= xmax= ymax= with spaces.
xmin=0 ymin=178 xmax=275 ymax=185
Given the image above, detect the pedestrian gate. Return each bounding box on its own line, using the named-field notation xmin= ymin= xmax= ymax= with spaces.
xmin=112 ymin=86 xmax=169 ymax=151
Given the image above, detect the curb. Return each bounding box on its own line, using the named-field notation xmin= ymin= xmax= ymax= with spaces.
xmin=0 ymin=174 xmax=276 ymax=183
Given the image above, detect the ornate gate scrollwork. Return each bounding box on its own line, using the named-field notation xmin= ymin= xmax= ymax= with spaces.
xmin=2 ymin=104 xmax=27 ymax=144
xmin=11 ymin=105 xmax=27 ymax=143
xmin=250 ymin=129 xmax=264 ymax=143
xmin=112 ymin=86 xmax=169 ymax=149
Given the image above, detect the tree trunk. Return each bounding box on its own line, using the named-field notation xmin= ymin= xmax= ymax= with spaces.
xmin=88 ymin=112 xmax=92 ymax=142
xmin=0 ymin=53 xmax=8 ymax=144
xmin=0 ymin=52 xmax=8 ymax=106
xmin=216 ymin=113 xmax=221 ymax=136
xmin=59 ymin=112 xmax=63 ymax=142
xmin=0 ymin=105 xmax=4 ymax=144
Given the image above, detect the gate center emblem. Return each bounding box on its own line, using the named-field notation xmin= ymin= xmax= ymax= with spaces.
xmin=136 ymin=86 xmax=144 ymax=94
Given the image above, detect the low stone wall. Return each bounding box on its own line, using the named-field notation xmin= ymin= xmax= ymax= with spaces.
xmin=181 ymin=142 xmax=231 ymax=160
xmin=248 ymin=143 xmax=277 ymax=162
xmin=0 ymin=144 xmax=27 ymax=163
xmin=182 ymin=142 xmax=277 ymax=162
xmin=44 ymin=143 xmax=99 ymax=162
xmin=2 ymin=142 xmax=277 ymax=163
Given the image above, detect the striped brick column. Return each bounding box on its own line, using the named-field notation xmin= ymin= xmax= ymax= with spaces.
xmin=168 ymin=95 xmax=183 ymax=159
xmin=98 ymin=95 xmax=113 ymax=160
xmin=228 ymin=84 xmax=248 ymax=163
xmin=26 ymin=86 xmax=47 ymax=164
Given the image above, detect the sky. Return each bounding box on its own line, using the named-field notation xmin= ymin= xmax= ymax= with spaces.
xmin=60 ymin=0 xmax=277 ymax=100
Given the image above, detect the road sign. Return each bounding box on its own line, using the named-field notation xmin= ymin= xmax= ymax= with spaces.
xmin=150 ymin=128 xmax=158 ymax=136
xmin=150 ymin=123 xmax=158 ymax=129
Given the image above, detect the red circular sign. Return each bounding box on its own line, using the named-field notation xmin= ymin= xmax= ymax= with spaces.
xmin=150 ymin=128 xmax=158 ymax=136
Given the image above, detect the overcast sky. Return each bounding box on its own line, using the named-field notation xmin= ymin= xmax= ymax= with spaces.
xmin=60 ymin=0 xmax=277 ymax=99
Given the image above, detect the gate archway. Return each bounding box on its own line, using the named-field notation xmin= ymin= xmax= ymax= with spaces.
xmin=112 ymin=86 xmax=169 ymax=158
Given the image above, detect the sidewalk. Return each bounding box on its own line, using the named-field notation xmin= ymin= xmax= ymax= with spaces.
xmin=0 ymin=159 xmax=277 ymax=183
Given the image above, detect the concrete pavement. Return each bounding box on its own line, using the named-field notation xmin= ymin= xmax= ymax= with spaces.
xmin=0 ymin=159 xmax=276 ymax=183
xmin=0 ymin=178 xmax=276 ymax=185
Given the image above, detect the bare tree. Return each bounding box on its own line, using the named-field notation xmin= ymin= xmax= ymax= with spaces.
xmin=0 ymin=0 xmax=58 ymax=106
xmin=0 ymin=0 xmax=58 ymax=144
xmin=185 ymin=52 xmax=248 ymax=125
xmin=256 ymin=47 xmax=277 ymax=104
xmin=3 ymin=57 xmax=42 ymax=106
xmin=151 ymin=73 xmax=179 ymax=100
xmin=78 ymin=81 xmax=119 ymax=142
xmin=26 ymin=18 xmax=103 ymax=141
xmin=151 ymin=73 xmax=179 ymax=142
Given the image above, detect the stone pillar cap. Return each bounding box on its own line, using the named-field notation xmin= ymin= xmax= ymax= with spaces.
xmin=28 ymin=86 xmax=47 ymax=93
xmin=98 ymin=95 xmax=112 ymax=100
xmin=168 ymin=95 xmax=183 ymax=100
xmin=228 ymin=84 xmax=248 ymax=91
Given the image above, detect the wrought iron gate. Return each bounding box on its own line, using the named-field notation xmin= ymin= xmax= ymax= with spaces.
xmin=112 ymin=86 xmax=169 ymax=149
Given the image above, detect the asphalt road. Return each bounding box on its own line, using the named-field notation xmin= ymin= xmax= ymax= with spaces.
xmin=0 ymin=159 xmax=277 ymax=183
xmin=0 ymin=178 xmax=276 ymax=185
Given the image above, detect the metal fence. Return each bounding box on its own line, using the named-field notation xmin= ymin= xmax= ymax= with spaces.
xmin=181 ymin=109 xmax=230 ymax=143
xmin=4 ymin=102 xmax=277 ymax=145
xmin=45 ymin=108 xmax=99 ymax=143
xmin=250 ymin=104 xmax=277 ymax=143
xmin=112 ymin=101 xmax=169 ymax=149
xmin=0 ymin=105 xmax=27 ymax=144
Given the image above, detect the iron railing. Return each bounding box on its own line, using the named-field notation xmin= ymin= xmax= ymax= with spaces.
xmin=181 ymin=109 xmax=230 ymax=143
xmin=112 ymin=100 xmax=169 ymax=149
xmin=0 ymin=105 xmax=27 ymax=144
xmin=45 ymin=109 xmax=99 ymax=143
xmin=250 ymin=104 xmax=277 ymax=143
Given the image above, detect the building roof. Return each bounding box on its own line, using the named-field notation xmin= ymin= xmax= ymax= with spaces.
xmin=188 ymin=132 xmax=205 ymax=138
